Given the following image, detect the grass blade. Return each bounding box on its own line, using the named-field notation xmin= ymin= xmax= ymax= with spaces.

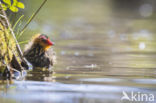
xmin=18 ymin=0 xmax=48 ymax=39
xmin=13 ymin=14 xmax=24 ymax=30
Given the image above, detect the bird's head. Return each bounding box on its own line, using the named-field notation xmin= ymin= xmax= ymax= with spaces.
xmin=33 ymin=34 xmax=54 ymax=51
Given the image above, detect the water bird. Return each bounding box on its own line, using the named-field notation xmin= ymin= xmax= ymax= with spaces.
xmin=23 ymin=34 xmax=56 ymax=68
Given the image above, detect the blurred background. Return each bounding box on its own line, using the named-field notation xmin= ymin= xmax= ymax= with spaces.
xmin=13 ymin=0 xmax=156 ymax=77
xmin=1 ymin=0 xmax=156 ymax=103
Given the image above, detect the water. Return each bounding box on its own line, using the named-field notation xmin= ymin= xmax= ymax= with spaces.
xmin=1 ymin=0 xmax=156 ymax=103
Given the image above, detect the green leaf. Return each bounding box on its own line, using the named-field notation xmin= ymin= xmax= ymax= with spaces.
xmin=2 ymin=0 xmax=11 ymax=6
xmin=12 ymin=0 xmax=18 ymax=7
xmin=1 ymin=0 xmax=25 ymax=12
xmin=16 ymin=2 xmax=25 ymax=9
xmin=12 ymin=0 xmax=25 ymax=9
xmin=1 ymin=4 xmax=8 ymax=10
xmin=12 ymin=0 xmax=18 ymax=5
xmin=12 ymin=0 xmax=24 ymax=9
xmin=9 ymin=6 xmax=19 ymax=12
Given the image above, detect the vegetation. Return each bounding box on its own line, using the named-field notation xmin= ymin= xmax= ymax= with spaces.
xmin=0 ymin=0 xmax=47 ymax=80
xmin=0 ymin=1 xmax=24 ymax=80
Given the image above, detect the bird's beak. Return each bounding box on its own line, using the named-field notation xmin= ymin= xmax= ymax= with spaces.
xmin=47 ymin=39 xmax=54 ymax=46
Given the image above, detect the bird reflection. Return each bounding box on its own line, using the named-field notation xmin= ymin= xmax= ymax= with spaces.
xmin=26 ymin=67 xmax=54 ymax=82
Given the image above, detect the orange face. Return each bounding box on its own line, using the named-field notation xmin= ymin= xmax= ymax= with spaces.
xmin=35 ymin=34 xmax=54 ymax=51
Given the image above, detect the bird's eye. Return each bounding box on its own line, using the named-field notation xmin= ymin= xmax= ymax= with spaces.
xmin=41 ymin=39 xmax=47 ymax=43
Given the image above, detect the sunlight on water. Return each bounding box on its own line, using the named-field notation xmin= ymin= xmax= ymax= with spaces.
xmin=139 ymin=42 xmax=146 ymax=50
xmin=139 ymin=3 xmax=153 ymax=17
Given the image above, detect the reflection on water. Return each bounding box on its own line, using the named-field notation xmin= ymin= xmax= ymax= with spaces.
xmin=26 ymin=68 xmax=53 ymax=82
xmin=1 ymin=0 xmax=156 ymax=103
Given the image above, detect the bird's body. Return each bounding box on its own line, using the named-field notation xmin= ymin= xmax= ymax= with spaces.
xmin=23 ymin=34 xmax=56 ymax=68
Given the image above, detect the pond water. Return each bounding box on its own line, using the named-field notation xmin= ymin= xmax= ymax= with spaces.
xmin=1 ymin=0 xmax=156 ymax=103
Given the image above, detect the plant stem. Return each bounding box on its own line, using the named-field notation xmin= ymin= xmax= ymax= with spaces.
xmin=19 ymin=0 xmax=48 ymax=37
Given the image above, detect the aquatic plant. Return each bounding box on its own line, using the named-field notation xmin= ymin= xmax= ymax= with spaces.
xmin=0 ymin=2 xmax=24 ymax=80
xmin=0 ymin=0 xmax=48 ymax=80
xmin=0 ymin=22 xmax=18 ymax=73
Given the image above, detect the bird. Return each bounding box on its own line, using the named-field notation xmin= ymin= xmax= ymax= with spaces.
xmin=23 ymin=34 xmax=56 ymax=69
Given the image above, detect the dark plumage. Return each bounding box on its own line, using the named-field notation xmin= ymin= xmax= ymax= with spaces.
xmin=23 ymin=34 xmax=56 ymax=68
